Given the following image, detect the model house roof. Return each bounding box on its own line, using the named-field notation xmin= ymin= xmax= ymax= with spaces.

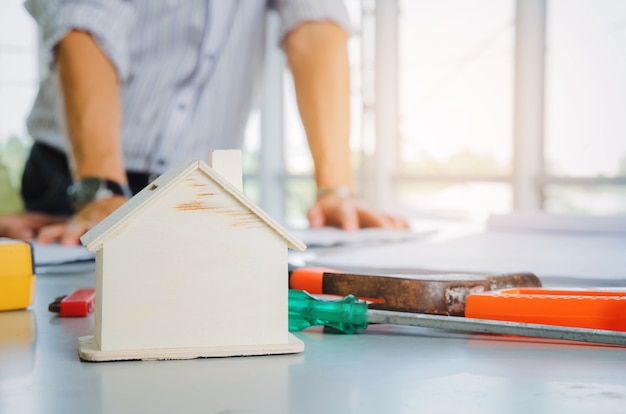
xmin=80 ymin=159 xmax=306 ymax=252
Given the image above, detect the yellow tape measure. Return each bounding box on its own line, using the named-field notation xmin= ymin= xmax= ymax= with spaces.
xmin=0 ymin=238 xmax=36 ymax=311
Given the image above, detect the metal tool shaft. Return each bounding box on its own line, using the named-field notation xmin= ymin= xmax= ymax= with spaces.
xmin=367 ymin=309 xmax=626 ymax=346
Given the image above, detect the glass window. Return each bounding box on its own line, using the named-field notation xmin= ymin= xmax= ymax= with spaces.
xmin=545 ymin=184 xmax=626 ymax=215
xmin=398 ymin=0 xmax=515 ymax=177
xmin=0 ymin=1 xmax=38 ymax=213
xmin=545 ymin=0 xmax=626 ymax=179
xmin=397 ymin=0 xmax=515 ymax=218
xmin=545 ymin=0 xmax=626 ymax=214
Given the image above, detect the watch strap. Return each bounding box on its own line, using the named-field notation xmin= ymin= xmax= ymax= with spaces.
xmin=67 ymin=177 xmax=132 ymax=210
xmin=100 ymin=179 xmax=132 ymax=198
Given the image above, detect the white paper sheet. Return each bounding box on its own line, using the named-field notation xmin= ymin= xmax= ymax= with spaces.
xmin=288 ymin=225 xmax=437 ymax=248
xmin=32 ymin=242 xmax=94 ymax=266
xmin=309 ymin=215 xmax=626 ymax=286
xmin=487 ymin=212 xmax=626 ymax=234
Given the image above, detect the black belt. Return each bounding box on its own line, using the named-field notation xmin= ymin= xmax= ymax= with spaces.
xmin=30 ymin=142 xmax=155 ymax=195
xmin=24 ymin=142 xmax=159 ymax=215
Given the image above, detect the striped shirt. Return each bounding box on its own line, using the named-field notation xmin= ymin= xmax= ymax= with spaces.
xmin=24 ymin=0 xmax=352 ymax=175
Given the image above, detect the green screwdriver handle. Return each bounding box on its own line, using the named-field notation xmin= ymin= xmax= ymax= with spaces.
xmin=288 ymin=289 xmax=369 ymax=334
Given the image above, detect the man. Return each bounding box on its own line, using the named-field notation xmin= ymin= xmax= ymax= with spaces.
xmin=12 ymin=0 xmax=407 ymax=245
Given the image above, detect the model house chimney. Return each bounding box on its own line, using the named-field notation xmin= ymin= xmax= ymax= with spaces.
xmin=209 ymin=150 xmax=243 ymax=192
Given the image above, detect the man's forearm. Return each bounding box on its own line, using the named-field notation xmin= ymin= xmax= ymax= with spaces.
xmin=284 ymin=22 xmax=352 ymax=192
xmin=56 ymin=30 xmax=126 ymax=184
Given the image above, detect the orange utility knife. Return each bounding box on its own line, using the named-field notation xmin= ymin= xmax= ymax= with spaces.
xmin=465 ymin=288 xmax=626 ymax=331
xmin=48 ymin=288 xmax=96 ymax=317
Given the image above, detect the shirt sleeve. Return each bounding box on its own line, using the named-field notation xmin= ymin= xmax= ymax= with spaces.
xmin=271 ymin=0 xmax=355 ymax=44
xmin=24 ymin=0 xmax=136 ymax=81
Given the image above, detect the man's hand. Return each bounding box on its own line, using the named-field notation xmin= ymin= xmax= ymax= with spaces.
xmin=37 ymin=196 xmax=127 ymax=246
xmin=0 ymin=213 xmax=67 ymax=240
xmin=307 ymin=193 xmax=409 ymax=231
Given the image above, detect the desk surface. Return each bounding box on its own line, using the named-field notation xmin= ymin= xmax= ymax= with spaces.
xmin=2 ymin=268 xmax=626 ymax=414
xmin=3 ymin=218 xmax=626 ymax=414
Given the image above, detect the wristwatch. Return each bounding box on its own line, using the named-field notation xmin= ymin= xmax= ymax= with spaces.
xmin=67 ymin=177 xmax=132 ymax=211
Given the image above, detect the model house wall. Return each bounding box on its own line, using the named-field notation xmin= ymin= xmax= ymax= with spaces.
xmin=79 ymin=156 xmax=305 ymax=360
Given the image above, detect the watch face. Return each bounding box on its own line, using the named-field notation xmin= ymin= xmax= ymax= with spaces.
xmin=67 ymin=177 xmax=130 ymax=210
xmin=67 ymin=178 xmax=106 ymax=209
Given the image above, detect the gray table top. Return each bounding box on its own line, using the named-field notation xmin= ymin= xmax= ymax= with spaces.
xmin=2 ymin=265 xmax=626 ymax=414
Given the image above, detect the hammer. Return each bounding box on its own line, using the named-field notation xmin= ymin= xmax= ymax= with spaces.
xmin=288 ymin=266 xmax=542 ymax=316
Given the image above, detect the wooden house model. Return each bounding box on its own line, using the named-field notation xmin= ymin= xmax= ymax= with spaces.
xmin=77 ymin=151 xmax=306 ymax=361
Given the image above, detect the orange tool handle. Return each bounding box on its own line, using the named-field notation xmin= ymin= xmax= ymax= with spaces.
xmin=465 ymin=288 xmax=626 ymax=331
xmin=288 ymin=267 xmax=385 ymax=304
xmin=289 ymin=267 xmax=335 ymax=294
